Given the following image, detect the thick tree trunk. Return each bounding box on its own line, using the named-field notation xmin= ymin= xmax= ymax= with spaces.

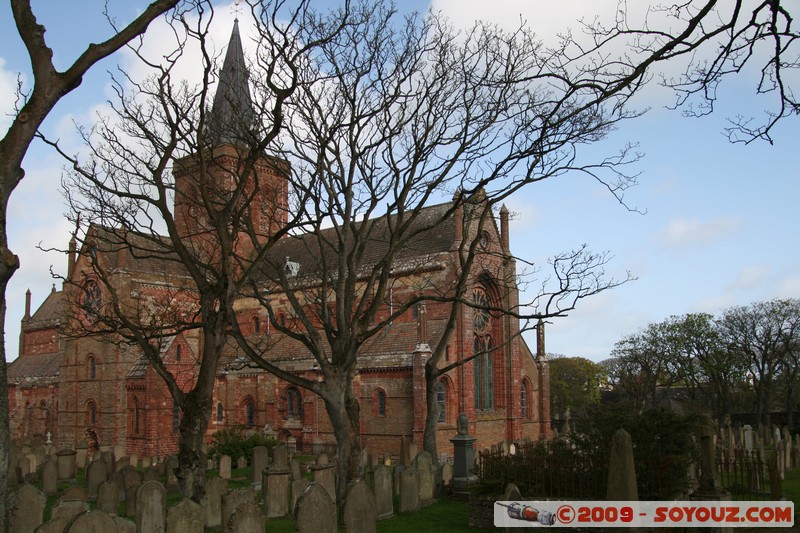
xmin=422 ymin=365 xmax=440 ymax=466
xmin=324 ymin=374 xmax=362 ymax=506
xmin=0 ymin=219 xmax=20 ymax=533
xmin=176 ymin=388 xmax=212 ymax=501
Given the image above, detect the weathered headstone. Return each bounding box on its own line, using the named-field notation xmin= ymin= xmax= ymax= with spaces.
xmin=163 ymin=456 xmax=179 ymax=490
xmin=203 ymin=477 xmax=228 ymax=528
xmin=142 ymin=466 xmax=160 ymax=483
xmin=97 ymin=479 xmax=120 ymax=516
xmin=64 ymin=509 xmax=118 ymax=533
xmin=9 ymin=484 xmax=45 ymax=533
xmin=101 ymin=450 xmax=116 ymax=476
xmin=86 ymin=460 xmax=108 ymax=500
xmin=291 ymin=478 xmax=312 ymax=514
xmin=373 ymin=464 xmax=393 ymax=519
xmin=166 ymin=498 xmax=204 ymax=533
xmin=414 ymin=451 xmax=434 ymax=503
xmin=59 ymin=486 xmax=89 ymax=504
xmin=343 ymin=480 xmax=377 ymax=533
xmin=743 ymin=425 xmax=754 ymax=451
xmin=129 ymin=453 xmax=138 ymax=469
xmin=118 ymin=466 xmax=141 ymax=512
xmin=236 ymin=456 xmax=247 ymax=470
xmin=41 ymin=459 xmax=58 ymax=496
xmin=295 ymin=483 xmax=336 ymax=533
xmin=136 ymin=480 xmax=166 ymax=533
xmin=75 ymin=441 xmax=88 ymax=470
xmin=251 ymin=446 xmax=268 ymax=486
xmin=290 ymin=458 xmax=302 ymax=481
xmin=219 ymin=455 xmax=232 ymax=480
xmin=56 ymin=449 xmax=77 ymax=481
xmin=311 ymin=463 xmax=336 ymax=503
xmin=221 ymin=487 xmax=258 ymax=530
xmin=225 ymin=502 xmax=265 ymax=533
xmin=606 ymin=428 xmax=638 ymax=501
xmin=114 ymin=516 xmax=136 ymax=533
xmin=441 ymin=463 xmax=453 ymax=487
xmin=263 ymin=467 xmax=290 ymax=518
xmin=272 ymin=444 xmax=288 ymax=468
xmin=15 ymin=456 xmax=31 ymax=484
xmin=398 ymin=466 xmax=419 ymax=513
xmin=113 ymin=444 xmax=126 ymax=464
xmin=51 ymin=500 xmax=89 ymax=522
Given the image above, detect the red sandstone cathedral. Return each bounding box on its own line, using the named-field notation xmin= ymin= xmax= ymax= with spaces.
xmin=7 ymin=22 xmax=551 ymax=460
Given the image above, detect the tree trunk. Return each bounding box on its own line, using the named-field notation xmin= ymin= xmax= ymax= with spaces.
xmin=422 ymin=365 xmax=440 ymax=466
xmin=176 ymin=388 xmax=212 ymax=501
xmin=0 ymin=218 xmax=20 ymax=533
xmin=324 ymin=374 xmax=362 ymax=506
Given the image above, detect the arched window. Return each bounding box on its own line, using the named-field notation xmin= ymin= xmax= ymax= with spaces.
xmin=254 ymin=316 xmax=260 ymax=333
xmin=216 ymin=402 xmax=224 ymax=422
xmin=436 ymin=381 xmax=447 ymax=423
xmin=133 ymin=396 xmax=140 ymax=434
xmin=287 ymin=388 xmax=302 ymax=419
xmin=473 ymin=335 xmax=494 ymax=410
xmin=521 ymin=380 xmax=528 ymax=419
xmin=374 ymin=389 xmax=387 ymax=417
xmin=82 ymin=279 xmax=103 ymax=320
xmin=87 ymin=355 xmax=96 ymax=380
xmin=175 ymin=344 xmax=181 ymax=362
xmin=243 ymin=398 xmax=255 ymax=427
xmin=86 ymin=400 xmax=97 ymax=426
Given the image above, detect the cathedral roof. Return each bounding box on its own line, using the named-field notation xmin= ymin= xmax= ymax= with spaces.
xmin=7 ymin=352 xmax=60 ymax=386
xmin=26 ymin=288 xmax=63 ymax=329
xmin=205 ymin=19 xmax=257 ymax=146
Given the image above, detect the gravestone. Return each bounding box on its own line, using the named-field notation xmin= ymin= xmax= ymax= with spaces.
xmin=263 ymin=467 xmax=290 ymax=518
xmin=291 ymin=478 xmax=312 ymax=514
xmin=75 ymin=441 xmax=88 ymax=470
xmin=64 ymin=510 xmax=118 ymax=533
xmin=97 ymin=479 xmax=120 ymax=515
xmin=398 ymin=466 xmax=419 ymax=513
xmin=219 ymin=455 xmax=232 ymax=480
xmin=343 ymin=480 xmax=377 ymax=533
xmin=236 ymin=456 xmax=247 ymax=470
xmin=113 ymin=444 xmax=126 ymax=464
xmin=606 ymin=428 xmax=638 ymax=500
xmin=441 ymin=463 xmax=453 ymax=487
xmin=290 ymin=458 xmax=302 ymax=481
xmin=41 ymin=459 xmax=58 ymax=496
xmin=163 ymin=456 xmax=179 ymax=490
xmin=114 ymin=516 xmax=136 ymax=533
xmin=15 ymin=456 xmax=31 ymax=484
xmin=56 ymin=449 xmax=77 ymax=481
xmin=33 ymin=518 xmax=70 ymax=533
xmin=221 ymin=487 xmax=258 ymax=530
xmin=101 ymin=450 xmax=116 ymax=475
xmin=414 ymin=451 xmax=434 ymax=503
xmin=272 ymin=444 xmax=288 ymax=468
xmin=51 ymin=500 xmax=89 ymax=522
xmin=129 ymin=453 xmax=138 ymax=469
xmin=743 ymin=425 xmax=754 ymax=451
xmin=141 ymin=456 xmax=151 ymax=469
xmin=118 ymin=466 xmax=141 ymax=512
xmin=373 ymin=464 xmax=393 ymax=519
xmin=142 ymin=466 xmax=160 ymax=483
xmin=316 ymin=452 xmax=329 ymax=465
xmin=311 ymin=463 xmax=336 ymax=503
xmin=225 ymin=502 xmax=265 ymax=533
xmin=166 ymin=498 xmax=204 ymax=533
xmin=400 ymin=436 xmax=409 ymax=466
xmin=294 ymin=483 xmax=336 ymax=533
xmin=86 ymin=460 xmax=108 ymax=500
xmin=9 ymin=484 xmax=45 ymax=533
xmin=59 ymin=486 xmax=88 ymax=504
xmin=251 ymin=446 xmax=268 ymax=486
xmin=203 ymin=477 xmax=227 ymax=528
xmin=136 ymin=480 xmax=166 ymax=533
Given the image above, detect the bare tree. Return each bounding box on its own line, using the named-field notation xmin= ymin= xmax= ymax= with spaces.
xmin=0 ymin=0 xmax=180 ymax=526
xmin=47 ymin=0 xmax=353 ymax=500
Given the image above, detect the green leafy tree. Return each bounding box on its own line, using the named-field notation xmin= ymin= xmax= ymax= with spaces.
xmin=549 ymin=355 xmax=607 ymax=420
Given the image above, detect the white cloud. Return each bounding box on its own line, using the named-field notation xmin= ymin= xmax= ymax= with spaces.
xmin=661 ymin=216 xmax=743 ymax=249
xmin=727 ymin=265 xmax=771 ymax=292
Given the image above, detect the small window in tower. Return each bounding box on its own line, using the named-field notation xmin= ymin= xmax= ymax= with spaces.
xmin=244 ymin=399 xmax=255 ymax=427
xmin=254 ymin=316 xmax=260 ymax=333
xmin=287 ymin=387 xmax=302 ymax=419
xmin=375 ymin=389 xmax=386 ymax=417
xmin=216 ymin=402 xmax=224 ymax=422
xmin=88 ymin=356 xmax=96 ymax=380
xmin=437 ymin=382 xmax=446 ymax=423
xmin=176 ymin=344 xmax=181 ymax=362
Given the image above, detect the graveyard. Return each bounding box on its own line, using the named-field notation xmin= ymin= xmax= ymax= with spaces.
xmin=6 ymin=410 xmax=800 ymax=532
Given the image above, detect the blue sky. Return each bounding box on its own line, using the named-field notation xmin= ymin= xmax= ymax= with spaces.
xmin=1 ymin=1 xmax=798 ymax=362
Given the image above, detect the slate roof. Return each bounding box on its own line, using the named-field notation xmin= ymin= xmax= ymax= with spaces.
xmin=7 ymin=352 xmax=60 ymax=386
xmin=27 ymin=288 xmax=63 ymax=328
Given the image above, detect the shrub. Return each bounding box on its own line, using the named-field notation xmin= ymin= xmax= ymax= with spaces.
xmin=207 ymin=426 xmax=277 ymax=462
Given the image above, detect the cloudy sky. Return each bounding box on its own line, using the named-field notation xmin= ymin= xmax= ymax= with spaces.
xmin=1 ymin=1 xmax=798 ymax=362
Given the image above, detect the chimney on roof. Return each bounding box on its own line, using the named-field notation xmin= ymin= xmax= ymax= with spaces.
xmin=536 ymin=319 xmax=546 ymax=359
xmin=68 ymin=235 xmax=76 ymax=280
xmin=416 ymin=302 xmax=428 ymax=345
xmin=24 ymin=288 xmax=31 ymax=320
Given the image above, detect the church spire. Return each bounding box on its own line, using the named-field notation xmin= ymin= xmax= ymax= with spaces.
xmin=206 ymin=19 xmax=256 ymax=146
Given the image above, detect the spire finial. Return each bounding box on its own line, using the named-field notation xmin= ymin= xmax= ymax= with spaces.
xmin=232 ymin=0 xmax=242 ymax=22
